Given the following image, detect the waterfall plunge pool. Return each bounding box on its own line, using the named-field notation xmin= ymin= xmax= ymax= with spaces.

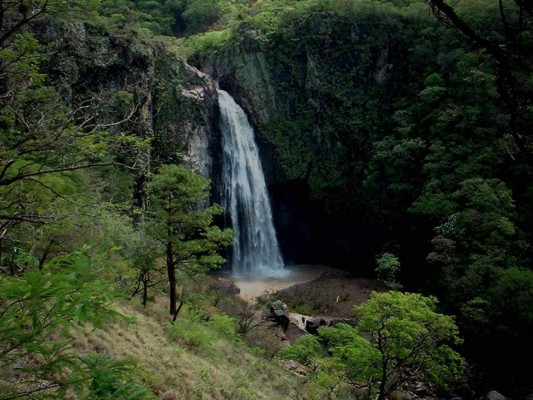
xmin=214 ymin=264 xmax=340 ymax=302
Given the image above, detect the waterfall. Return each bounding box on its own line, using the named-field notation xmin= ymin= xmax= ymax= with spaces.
xmin=218 ymin=89 xmax=285 ymax=277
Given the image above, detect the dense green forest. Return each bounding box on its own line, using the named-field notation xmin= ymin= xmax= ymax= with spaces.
xmin=0 ymin=0 xmax=531 ymax=399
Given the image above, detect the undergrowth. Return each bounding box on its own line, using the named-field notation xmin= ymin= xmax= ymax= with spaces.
xmin=73 ymin=297 xmax=306 ymax=399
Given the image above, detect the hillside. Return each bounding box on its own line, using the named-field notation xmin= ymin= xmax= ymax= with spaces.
xmin=72 ymin=297 xmax=305 ymax=400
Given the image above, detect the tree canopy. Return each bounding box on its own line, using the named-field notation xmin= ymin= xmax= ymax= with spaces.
xmin=282 ymin=291 xmax=466 ymax=400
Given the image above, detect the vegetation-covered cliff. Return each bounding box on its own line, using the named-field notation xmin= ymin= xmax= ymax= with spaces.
xmin=187 ymin=0 xmax=532 ymax=395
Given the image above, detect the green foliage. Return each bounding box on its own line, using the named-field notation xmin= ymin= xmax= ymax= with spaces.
xmin=346 ymin=293 xmax=463 ymax=398
xmin=186 ymin=29 xmax=233 ymax=55
xmin=375 ymin=252 xmax=401 ymax=284
xmin=279 ymin=292 xmax=465 ymax=400
xmin=181 ymin=0 xmax=222 ymax=34
xmin=82 ymin=353 xmax=157 ymax=400
xmin=425 ymin=178 xmax=521 ymax=326
xmin=167 ymin=316 xmax=215 ymax=350
xmin=147 ymin=164 xmax=232 ymax=275
xmin=353 ymin=292 xmax=465 ymax=396
xmin=0 ymin=32 xmax=47 ymax=88
xmin=186 ymin=2 xmax=531 ymax=392
xmin=285 ymin=292 xmax=464 ymax=399
xmin=208 ymin=313 xmax=237 ymax=338
xmin=306 ymin=366 xmax=345 ymax=400
xmin=97 ymin=0 xmax=175 ymax=35
xmin=0 ymin=250 xmax=124 ymax=398
xmin=0 ymin=0 xmax=531 ymax=396
xmin=279 ymin=334 xmax=324 ymax=366
xmin=490 ymin=267 xmax=533 ymax=331
xmin=0 ymin=3 xmax=143 ymax=276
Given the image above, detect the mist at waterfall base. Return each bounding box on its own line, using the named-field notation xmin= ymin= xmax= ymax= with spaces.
xmin=218 ymin=89 xmax=287 ymax=279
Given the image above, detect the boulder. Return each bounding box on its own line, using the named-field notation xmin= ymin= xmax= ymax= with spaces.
xmin=268 ymin=301 xmax=290 ymax=326
xmin=486 ymin=391 xmax=507 ymax=400
xmin=208 ymin=277 xmax=240 ymax=295
xmin=289 ymin=312 xmax=308 ymax=330
xmin=284 ymin=321 xmax=307 ymax=345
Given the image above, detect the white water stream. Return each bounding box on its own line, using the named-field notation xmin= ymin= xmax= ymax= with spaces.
xmin=218 ymin=90 xmax=285 ymax=278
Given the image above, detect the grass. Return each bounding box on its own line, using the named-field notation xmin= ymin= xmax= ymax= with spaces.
xmin=73 ymin=296 xmax=307 ymax=399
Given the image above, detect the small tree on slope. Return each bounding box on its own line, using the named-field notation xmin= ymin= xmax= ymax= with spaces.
xmin=145 ymin=164 xmax=232 ymax=319
xmin=282 ymin=291 xmax=466 ymax=400
xmin=321 ymin=291 xmax=466 ymax=399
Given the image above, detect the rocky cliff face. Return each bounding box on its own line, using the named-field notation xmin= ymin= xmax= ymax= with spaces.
xmin=195 ymin=13 xmax=409 ymax=180
xmin=35 ymin=20 xmax=221 ymax=190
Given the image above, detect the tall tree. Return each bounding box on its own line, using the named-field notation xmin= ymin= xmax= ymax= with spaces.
xmin=281 ymin=291 xmax=465 ymax=400
xmin=146 ymin=164 xmax=232 ymax=318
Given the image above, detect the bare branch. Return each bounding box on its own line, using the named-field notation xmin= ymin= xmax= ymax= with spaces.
xmin=0 ymin=0 xmax=49 ymax=47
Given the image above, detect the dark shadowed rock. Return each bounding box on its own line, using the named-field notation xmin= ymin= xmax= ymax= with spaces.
xmin=486 ymin=391 xmax=507 ymax=400
xmin=305 ymin=318 xmax=326 ymax=335
xmin=285 ymin=321 xmax=307 ymax=345
xmin=268 ymin=301 xmax=290 ymax=327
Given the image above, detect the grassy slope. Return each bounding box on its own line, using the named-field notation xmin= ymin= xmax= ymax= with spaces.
xmin=74 ymin=297 xmax=305 ymax=400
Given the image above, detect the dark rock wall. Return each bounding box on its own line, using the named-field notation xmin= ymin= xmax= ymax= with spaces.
xmin=193 ymin=13 xmax=417 ymax=272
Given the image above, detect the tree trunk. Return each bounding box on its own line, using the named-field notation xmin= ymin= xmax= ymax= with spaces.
xmin=377 ymin=351 xmax=389 ymax=400
xmin=166 ymin=241 xmax=177 ymax=316
xmin=172 ymin=300 xmax=184 ymax=323
xmin=377 ymin=372 xmax=387 ymax=400
xmin=142 ymin=278 xmax=148 ymax=307
xmin=38 ymin=240 xmax=55 ymax=270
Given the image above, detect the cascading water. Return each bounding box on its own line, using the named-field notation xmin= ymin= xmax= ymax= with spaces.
xmin=218 ymin=89 xmax=285 ymax=277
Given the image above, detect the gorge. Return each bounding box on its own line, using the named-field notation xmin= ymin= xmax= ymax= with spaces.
xmin=1 ymin=1 xmax=531 ymax=399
